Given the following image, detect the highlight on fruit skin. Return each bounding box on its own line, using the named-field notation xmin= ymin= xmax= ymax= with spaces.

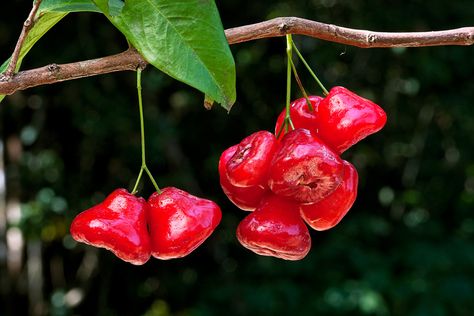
xmin=225 ymin=130 xmax=277 ymax=188
xmin=236 ymin=194 xmax=311 ymax=261
xmin=147 ymin=187 xmax=222 ymax=260
xmin=274 ymin=95 xmax=323 ymax=140
xmin=316 ymin=86 xmax=387 ymax=154
xmin=219 ymin=145 xmax=268 ymax=211
xmin=70 ymin=188 xmax=151 ymax=265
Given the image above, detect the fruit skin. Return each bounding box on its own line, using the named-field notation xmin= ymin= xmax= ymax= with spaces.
xmin=148 ymin=187 xmax=222 ymax=260
xmin=268 ymin=128 xmax=344 ymax=204
xmin=219 ymin=145 xmax=268 ymax=211
xmin=300 ymin=160 xmax=358 ymax=231
xmin=70 ymin=188 xmax=151 ymax=265
xmin=226 ymin=131 xmax=278 ymax=187
xmin=236 ymin=194 xmax=311 ymax=260
xmin=317 ymin=86 xmax=387 ymax=153
xmin=274 ymin=95 xmax=323 ymax=140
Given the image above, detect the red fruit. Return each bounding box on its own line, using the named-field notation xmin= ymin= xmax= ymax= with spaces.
xmin=219 ymin=145 xmax=268 ymax=211
xmin=236 ymin=194 xmax=311 ymax=260
xmin=148 ymin=187 xmax=222 ymax=260
xmin=268 ymin=128 xmax=344 ymax=204
xmin=317 ymin=86 xmax=387 ymax=153
xmin=274 ymin=95 xmax=323 ymax=140
xmin=226 ymin=131 xmax=277 ymax=187
xmin=300 ymin=161 xmax=358 ymax=231
xmin=70 ymin=189 xmax=151 ymax=265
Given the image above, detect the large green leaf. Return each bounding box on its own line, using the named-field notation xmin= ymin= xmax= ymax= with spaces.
xmin=39 ymin=0 xmax=101 ymax=13
xmin=38 ymin=0 xmax=124 ymax=14
xmin=94 ymin=0 xmax=236 ymax=110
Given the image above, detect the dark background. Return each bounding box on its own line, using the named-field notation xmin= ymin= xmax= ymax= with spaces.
xmin=1 ymin=1 xmax=474 ymax=315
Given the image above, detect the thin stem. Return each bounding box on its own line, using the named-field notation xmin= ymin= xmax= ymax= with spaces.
xmin=137 ymin=69 xmax=146 ymax=166
xmin=284 ymin=35 xmax=295 ymax=133
xmin=144 ymin=166 xmax=160 ymax=193
xmin=292 ymin=41 xmax=329 ymax=95
xmin=132 ymin=68 xmax=161 ymax=194
xmin=289 ymin=57 xmax=313 ymax=112
xmin=131 ymin=168 xmax=144 ymax=195
xmin=2 ymin=0 xmax=42 ymax=78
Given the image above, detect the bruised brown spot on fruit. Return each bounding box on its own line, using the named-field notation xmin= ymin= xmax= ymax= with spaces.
xmin=230 ymin=144 xmax=251 ymax=165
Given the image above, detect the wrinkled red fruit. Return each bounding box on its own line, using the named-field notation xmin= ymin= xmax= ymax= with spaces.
xmin=300 ymin=160 xmax=358 ymax=231
xmin=219 ymin=145 xmax=268 ymax=211
xmin=268 ymin=128 xmax=344 ymax=204
xmin=236 ymin=194 xmax=311 ymax=260
xmin=148 ymin=187 xmax=221 ymax=260
xmin=274 ymin=95 xmax=323 ymax=140
xmin=70 ymin=189 xmax=151 ymax=265
xmin=226 ymin=131 xmax=277 ymax=187
xmin=317 ymin=86 xmax=387 ymax=153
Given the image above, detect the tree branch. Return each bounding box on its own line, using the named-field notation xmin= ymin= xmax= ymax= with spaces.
xmin=1 ymin=17 xmax=473 ymax=96
xmin=2 ymin=0 xmax=42 ymax=79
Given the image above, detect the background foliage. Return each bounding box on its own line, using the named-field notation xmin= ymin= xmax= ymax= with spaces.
xmin=1 ymin=0 xmax=473 ymax=315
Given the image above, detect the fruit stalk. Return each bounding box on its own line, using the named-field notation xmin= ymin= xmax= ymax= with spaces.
xmin=132 ymin=68 xmax=161 ymax=194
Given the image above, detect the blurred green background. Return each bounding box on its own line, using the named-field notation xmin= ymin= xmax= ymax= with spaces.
xmin=1 ymin=0 xmax=474 ymax=315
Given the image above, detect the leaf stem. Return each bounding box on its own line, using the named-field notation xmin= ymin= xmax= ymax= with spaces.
xmin=292 ymin=41 xmax=329 ymax=95
xmin=132 ymin=68 xmax=161 ymax=194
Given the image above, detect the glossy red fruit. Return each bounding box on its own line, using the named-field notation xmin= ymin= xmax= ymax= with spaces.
xmin=219 ymin=145 xmax=268 ymax=211
xmin=236 ymin=194 xmax=311 ymax=260
xmin=268 ymin=128 xmax=344 ymax=204
xmin=148 ymin=187 xmax=222 ymax=260
xmin=274 ymin=95 xmax=323 ymax=140
xmin=70 ymin=189 xmax=151 ymax=265
xmin=300 ymin=160 xmax=358 ymax=231
xmin=226 ymin=131 xmax=278 ymax=187
xmin=317 ymin=86 xmax=387 ymax=153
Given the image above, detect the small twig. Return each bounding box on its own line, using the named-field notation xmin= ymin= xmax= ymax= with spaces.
xmin=225 ymin=17 xmax=474 ymax=47
xmin=0 ymin=16 xmax=473 ymax=95
xmin=1 ymin=0 xmax=42 ymax=79
xmin=0 ymin=49 xmax=143 ymax=95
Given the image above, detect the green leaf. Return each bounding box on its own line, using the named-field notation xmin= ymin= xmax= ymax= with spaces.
xmin=98 ymin=0 xmax=236 ymax=110
xmin=39 ymin=0 xmax=101 ymax=13
xmin=92 ymin=0 xmax=124 ymax=16
xmin=38 ymin=0 xmax=124 ymax=14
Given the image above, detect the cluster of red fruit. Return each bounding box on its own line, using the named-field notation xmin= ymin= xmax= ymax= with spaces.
xmin=219 ymin=86 xmax=386 ymax=260
xmin=70 ymin=187 xmax=221 ymax=265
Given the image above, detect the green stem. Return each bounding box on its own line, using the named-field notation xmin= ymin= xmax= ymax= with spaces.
xmin=289 ymin=57 xmax=313 ymax=112
xmin=131 ymin=68 xmax=161 ymax=194
xmin=292 ymin=41 xmax=329 ymax=95
xmin=284 ymin=34 xmax=294 ymax=134
xmin=144 ymin=166 xmax=160 ymax=193
xmin=131 ymin=168 xmax=144 ymax=195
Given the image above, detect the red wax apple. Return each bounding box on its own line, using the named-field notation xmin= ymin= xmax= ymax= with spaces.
xmin=268 ymin=128 xmax=344 ymax=204
xmin=317 ymin=86 xmax=387 ymax=153
xmin=148 ymin=187 xmax=222 ymax=260
xmin=236 ymin=194 xmax=311 ymax=260
xmin=300 ymin=160 xmax=358 ymax=230
xmin=226 ymin=131 xmax=277 ymax=187
xmin=274 ymin=95 xmax=323 ymax=140
xmin=70 ymin=188 xmax=151 ymax=265
xmin=219 ymin=145 xmax=267 ymax=211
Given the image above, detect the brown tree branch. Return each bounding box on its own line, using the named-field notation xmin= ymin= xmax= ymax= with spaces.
xmin=1 ymin=0 xmax=42 ymax=79
xmin=1 ymin=16 xmax=473 ymax=96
